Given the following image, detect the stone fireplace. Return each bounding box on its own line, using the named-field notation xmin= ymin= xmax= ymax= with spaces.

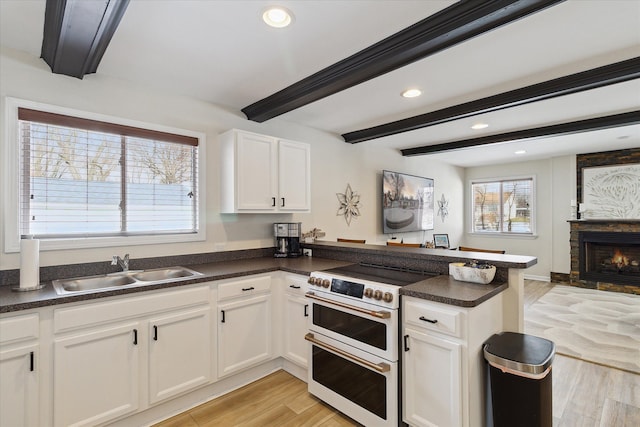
xmin=570 ymin=221 xmax=640 ymax=294
xmin=567 ymin=148 xmax=640 ymax=295
xmin=579 ymin=231 xmax=640 ymax=286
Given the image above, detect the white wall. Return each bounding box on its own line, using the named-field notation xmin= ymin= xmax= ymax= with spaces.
xmin=0 ymin=46 xmax=464 ymax=270
xmin=464 ymin=156 xmax=576 ymax=280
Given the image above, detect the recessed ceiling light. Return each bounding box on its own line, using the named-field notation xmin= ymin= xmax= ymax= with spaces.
xmin=471 ymin=123 xmax=489 ymax=130
xmin=514 ymin=150 xmax=527 ymax=155
xmin=262 ymin=7 xmax=293 ymax=28
xmin=401 ymin=88 xmax=422 ymax=98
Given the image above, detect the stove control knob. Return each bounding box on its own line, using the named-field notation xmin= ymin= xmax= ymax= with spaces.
xmin=383 ymin=292 xmax=393 ymax=303
xmin=322 ymin=279 xmax=331 ymax=288
xmin=373 ymin=290 xmax=383 ymax=300
xmin=307 ymin=277 xmax=315 ymax=285
xmin=364 ymin=288 xmax=373 ymax=298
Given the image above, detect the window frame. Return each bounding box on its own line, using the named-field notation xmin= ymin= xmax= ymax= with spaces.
xmin=3 ymin=97 xmax=207 ymax=253
xmin=468 ymin=175 xmax=536 ymax=237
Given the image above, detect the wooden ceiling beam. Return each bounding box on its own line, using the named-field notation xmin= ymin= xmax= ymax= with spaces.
xmin=344 ymin=57 xmax=640 ymax=143
xmin=41 ymin=0 xmax=130 ymax=79
xmin=400 ymin=111 xmax=640 ymax=157
xmin=241 ymin=0 xmax=564 ymax=122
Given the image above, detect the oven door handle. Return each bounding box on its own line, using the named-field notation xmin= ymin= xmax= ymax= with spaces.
xmin=305 ymin=333 xmax=390 ymax=373
xmin=305 ymin=292 xmax=391 ymax=319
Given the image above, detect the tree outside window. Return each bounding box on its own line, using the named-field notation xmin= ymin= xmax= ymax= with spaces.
xmin=472 ymin=178 xmax=533 ymax=234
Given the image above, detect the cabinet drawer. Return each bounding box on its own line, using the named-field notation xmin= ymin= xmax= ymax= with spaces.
xmin=283 ymin=274 xmax=308 ymax=296
xmin=0 ymin=313 xmax=39 ymax=344
xmin=55 ymin=285 xmax=210 ymax=334
xmin=404 ymin=298 xmax=463 ymax=339
xmin=218 ymin=276 xmax=271 ymax=301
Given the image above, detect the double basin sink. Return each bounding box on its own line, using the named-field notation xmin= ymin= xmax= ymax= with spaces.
xmin=52 ymin=266 xmax=203 ymax=296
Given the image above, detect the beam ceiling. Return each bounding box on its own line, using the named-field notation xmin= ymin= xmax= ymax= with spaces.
xmin=400 ymin=111 xmax=640 ymax=157
xmin=241 ymin=0 xmax=564 ymax=123
xmin=41 ymin=0 xmax=130 ymax=79
xmin=343 ymin=57 xmax=640 ymax=143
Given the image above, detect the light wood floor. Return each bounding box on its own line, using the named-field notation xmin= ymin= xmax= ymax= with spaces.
xmin=152 ymin=370 xmax=361 ymax=427
xmin=153 ymin=280 xmax=639 ymax=427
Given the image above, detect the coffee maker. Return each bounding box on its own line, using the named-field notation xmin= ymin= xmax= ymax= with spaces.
xmin=274 ymin=222 xmax=302 ymax=258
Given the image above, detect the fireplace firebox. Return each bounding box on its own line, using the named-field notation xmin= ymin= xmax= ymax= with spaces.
xmin=579 ymin=231 xmax=640 ymax=286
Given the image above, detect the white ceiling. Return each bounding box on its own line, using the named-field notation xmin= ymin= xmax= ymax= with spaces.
xmin=1 ymin=0 xmax=639 ymax=167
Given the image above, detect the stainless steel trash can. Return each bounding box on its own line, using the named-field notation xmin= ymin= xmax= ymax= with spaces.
xmin=483 ymin=332 xmax=555 ymax=427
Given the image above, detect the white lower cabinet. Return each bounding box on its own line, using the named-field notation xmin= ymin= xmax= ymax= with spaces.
xmin=148 ymin=306 xmax=211 ymax=405
xmin=0 ymin=313 xmax=40 ymax=427
xmin=218 ymin=281 xmax=272 ymax=377
xmin=282 ymin=275 xmax=309 ymax=367
xmin=403 ymin=327 xmax=462 ymax=427
xmin=54 ymin=322 xmax=141 ymax=427
xmin=402 ymin=294 xmax=503 ymax=427
xmin=52 ymin=285 xmax=211 ymax=427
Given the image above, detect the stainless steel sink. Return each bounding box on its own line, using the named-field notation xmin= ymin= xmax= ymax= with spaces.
xmin=131 ymin=267 xmax=196 ymax=282
xmin=52 ymin=266 xmax=202 ymax=295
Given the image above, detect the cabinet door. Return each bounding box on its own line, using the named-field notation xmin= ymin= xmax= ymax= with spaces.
xmin=403 ymin=328 xmax=462 ymax=427
xmin=283 ymin=294 xmax=309 ymax=367
xmin=148 ymin=306 xmax=211 ymax=405
xmin=54 ymin=322 xmax=140 ymax=427
xmin=218 ymin=294 xmax=272 ymax=377
xmin=236 ymin=132 xmax=278 ymax=210
xmin=278 ymin=140 xmax=310 ymax=211
xmin=0 ymin=344 xmax=38 ymax=427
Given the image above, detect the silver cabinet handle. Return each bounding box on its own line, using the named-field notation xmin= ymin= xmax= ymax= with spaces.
xmin=305 ymin=292 xmax=391 ymax=319
xmin=305 ymin=333 xmax=390 ymax=373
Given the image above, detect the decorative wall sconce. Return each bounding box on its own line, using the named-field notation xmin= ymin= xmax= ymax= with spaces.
xmin=337 ymin=184 xmax=361 ymax=226
xmin=437 ymin=193 xmax=449 ymax=222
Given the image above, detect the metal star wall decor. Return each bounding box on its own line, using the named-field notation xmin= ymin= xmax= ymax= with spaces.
xmin=437 ymin=193 xmax=449 ymax=222
xmin=337 ymin=184 xmax=361 ymax=226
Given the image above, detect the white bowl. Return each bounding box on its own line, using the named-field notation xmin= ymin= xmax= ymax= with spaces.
xmin=449 ymin=262 xmax=496 ymax=284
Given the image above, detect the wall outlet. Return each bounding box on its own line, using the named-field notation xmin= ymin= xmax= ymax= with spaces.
xmin=303 ymin=249 xmax=312 ymax=257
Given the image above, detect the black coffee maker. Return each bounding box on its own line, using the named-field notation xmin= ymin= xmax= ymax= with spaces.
xmin=274 ymin=222 xmax=302 ymax=258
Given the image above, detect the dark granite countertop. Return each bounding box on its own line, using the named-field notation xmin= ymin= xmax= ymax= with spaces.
xmin=304 ymin=240 xmax=537 ymax=269
xmin=400 ymin=275 xmax=508 ymax=307
xmin=0 ymin=257 xmax=353 ymax=314
xmin=0 ymin=253 xmax=508 ymax=313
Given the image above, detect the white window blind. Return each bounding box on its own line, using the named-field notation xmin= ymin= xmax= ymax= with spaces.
xmin=471 ymin=177 xmax=534 ymax=234
xmin=18 ymin=108 xmax=199 ymax=239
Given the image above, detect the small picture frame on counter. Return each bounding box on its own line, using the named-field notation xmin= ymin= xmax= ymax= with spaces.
xmin=433 ymin=233 xmax=450 ymax=249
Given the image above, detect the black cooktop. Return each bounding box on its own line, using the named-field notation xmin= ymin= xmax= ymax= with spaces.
xmin=323 ymin=263 xmax=437 ymax=287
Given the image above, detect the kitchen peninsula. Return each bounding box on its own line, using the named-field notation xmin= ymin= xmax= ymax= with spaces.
xmin=0 ymin=243 xmax=536 ymax=427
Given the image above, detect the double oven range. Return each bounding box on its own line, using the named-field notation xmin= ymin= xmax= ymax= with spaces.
xmin=305 ymin=264 xmax=434 ymax=426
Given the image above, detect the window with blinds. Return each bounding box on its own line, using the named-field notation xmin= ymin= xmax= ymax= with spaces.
xmin=18 ymin=108 xmax=199 ymax=239
xmin=471 ymin=177 xmax=534 ymax=234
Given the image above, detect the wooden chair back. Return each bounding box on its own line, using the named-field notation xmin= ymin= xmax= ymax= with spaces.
xmin=387 ymin=241 xmax=421 ymax=247
xmin=458 ymin=246 xmax=505 ymax=254
xmin=337 ymin=238 xmax=366 ymax=244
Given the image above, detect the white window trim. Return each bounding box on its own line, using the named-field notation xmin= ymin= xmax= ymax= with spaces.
xmin=467 ymin=174 xmax=537 ymax=237
xmin=3 ymin=97 xmax=207 ymax=253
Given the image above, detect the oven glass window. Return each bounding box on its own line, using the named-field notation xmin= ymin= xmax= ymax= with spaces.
xmin=312 ymin=345 xmax=387 ymax=419
xmin=313 ymin=304 xmax=387 ymax=350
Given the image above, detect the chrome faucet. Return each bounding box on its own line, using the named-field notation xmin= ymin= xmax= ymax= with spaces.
xmin=111 ymin=254 xmax=130 ymax=271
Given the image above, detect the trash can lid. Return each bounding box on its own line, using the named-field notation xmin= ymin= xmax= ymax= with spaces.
xmin=483 ymin=332 xmax=555 ymax=375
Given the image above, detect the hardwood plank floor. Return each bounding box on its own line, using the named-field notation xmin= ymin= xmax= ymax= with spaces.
xmin=153 ymin=280 xmax=639 ymax=427
xmin=152 ymin=370 xmax=361 ymax=427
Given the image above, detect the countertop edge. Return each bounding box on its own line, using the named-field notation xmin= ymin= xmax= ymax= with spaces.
xmin=1 ymin=257 xmax=509 ymax=313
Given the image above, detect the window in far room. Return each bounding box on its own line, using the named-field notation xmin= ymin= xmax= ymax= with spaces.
xmin=471 ymin=177 xmax=535 ymax=235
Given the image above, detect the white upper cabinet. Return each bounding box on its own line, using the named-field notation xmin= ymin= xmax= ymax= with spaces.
xmin=220 ymin=129 xmax=310 ymax=213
